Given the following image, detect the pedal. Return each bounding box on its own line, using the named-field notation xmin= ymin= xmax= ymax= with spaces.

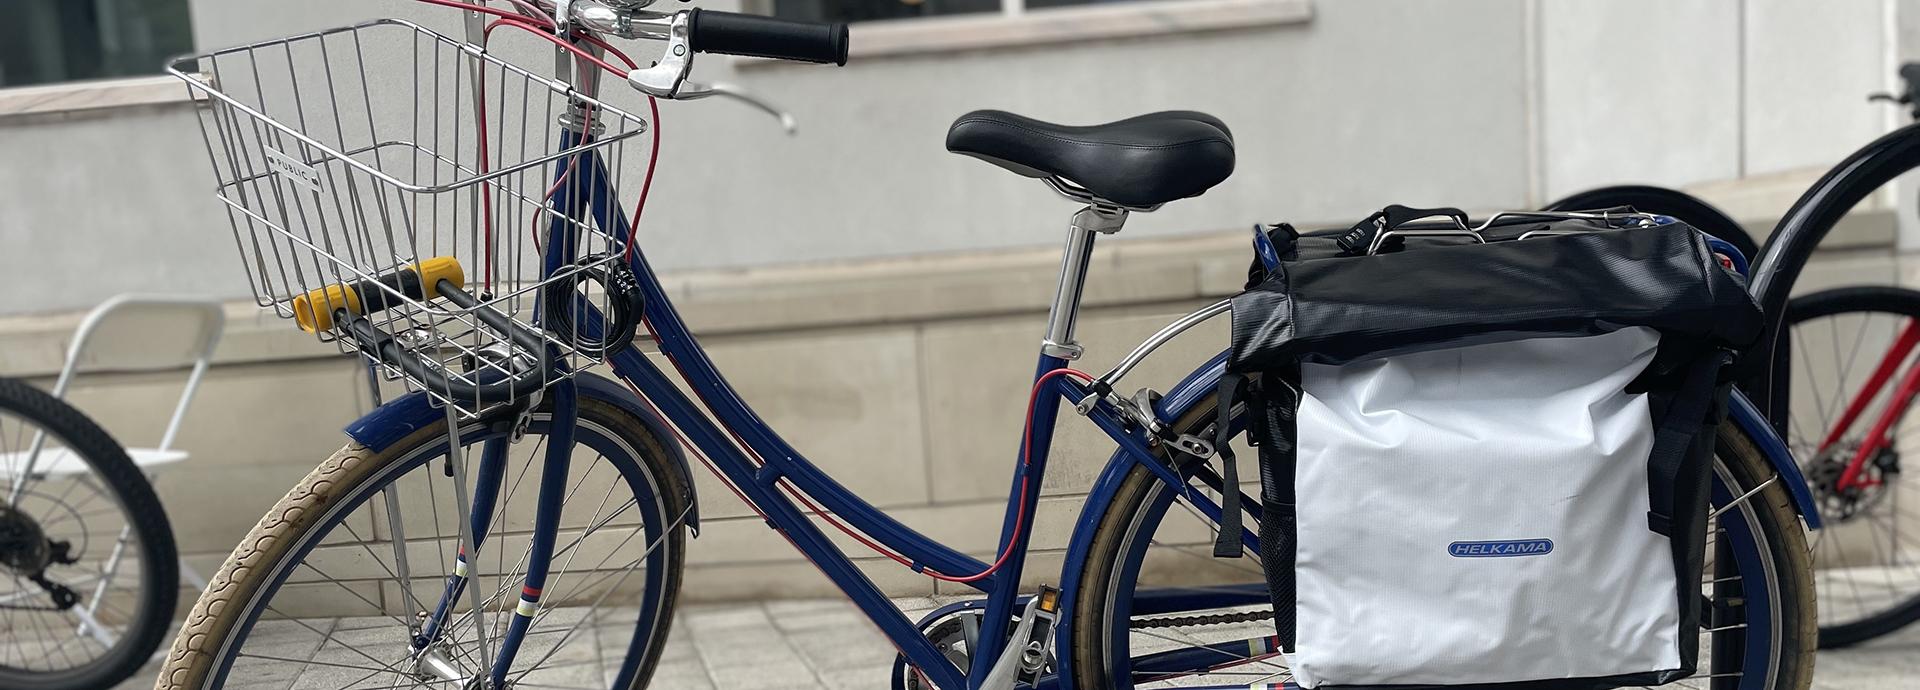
xmin=979 ymin=585 xmax=1061 ymax=690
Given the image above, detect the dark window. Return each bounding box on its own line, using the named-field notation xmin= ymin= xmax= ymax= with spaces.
xmin=0 ymin=0 xmax=195 ymax=88
xmin=771 ymin=0 xmax=1001 ymax=23
xmin=769 ymin=0 xmax=1155 ymax=23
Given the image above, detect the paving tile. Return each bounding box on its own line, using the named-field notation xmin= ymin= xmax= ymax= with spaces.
xmin=105 ymin=595 xmax=1920 ymax=689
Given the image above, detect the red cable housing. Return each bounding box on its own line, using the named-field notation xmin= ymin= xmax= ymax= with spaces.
xmin=432 ymin=0 xmax=1068 ymax=586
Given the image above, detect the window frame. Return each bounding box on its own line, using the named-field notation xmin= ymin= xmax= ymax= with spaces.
xmin=737 ymin=0 xmax=1313 ymax=64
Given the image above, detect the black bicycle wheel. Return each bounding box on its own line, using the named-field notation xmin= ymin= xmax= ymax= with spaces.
xmin=1785 ymin=285 xmax=1920 ymax=647
xmin=0 ymin=376 xmax=179 ymax=689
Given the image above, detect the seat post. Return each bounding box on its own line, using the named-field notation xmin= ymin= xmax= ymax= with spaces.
xmin=1041 ymin=205 xmax=1127 ymax=360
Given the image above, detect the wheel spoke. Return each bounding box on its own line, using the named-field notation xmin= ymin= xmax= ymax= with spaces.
xmin=196 ymin=414 xmax=682 ymax=690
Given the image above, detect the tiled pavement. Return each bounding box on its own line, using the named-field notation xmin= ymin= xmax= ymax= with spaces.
xmin=102 ymin=596 xmax=1920 ymax=689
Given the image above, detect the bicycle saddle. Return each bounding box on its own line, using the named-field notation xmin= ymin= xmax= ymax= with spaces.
xmin=945 ymin=110 xmax=1235 ymax=208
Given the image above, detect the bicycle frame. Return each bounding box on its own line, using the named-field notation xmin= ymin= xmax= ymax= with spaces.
xmin=346 ymin=125 xmax=1258 ymax=687
xmin=366 ymin=106 xmax=1831 ymax=690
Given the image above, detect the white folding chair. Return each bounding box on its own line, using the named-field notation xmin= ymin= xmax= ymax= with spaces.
xmin=35 ymin=295 xmax=225 ymax=647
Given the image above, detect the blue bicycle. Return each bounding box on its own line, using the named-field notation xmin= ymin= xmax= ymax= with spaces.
xmin=157 ymin=1 xmax=1815 ymax=688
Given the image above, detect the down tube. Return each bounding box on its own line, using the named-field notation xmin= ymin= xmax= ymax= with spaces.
xmin=576 ymin=153 xmax=988 ymax=580
xmin=605 ymin=346 xmax=968 ymax=689
xmin=574 ymin=156 xmax=971 ymax=687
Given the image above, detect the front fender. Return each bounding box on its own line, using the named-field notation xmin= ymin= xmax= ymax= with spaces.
xmin=343 ymin=373 xmax=699 ymax=532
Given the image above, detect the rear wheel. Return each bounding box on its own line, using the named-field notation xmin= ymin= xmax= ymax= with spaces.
xmin=0 ymin=376 xmax=179 ymax=690
xmin=1069 ymin=392 xmax=1813 ymax=689
xmin=1785 ymin=285 xmax=1920 ymax=647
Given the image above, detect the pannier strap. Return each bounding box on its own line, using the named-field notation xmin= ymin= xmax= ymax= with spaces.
xmin=1212 ymin=374 xmax=1247 ymax=558
xmin=1258 ymin=367 xmax=1301 ymax=650
xmin=1647 ymin=352 xmax=1732 ymax=537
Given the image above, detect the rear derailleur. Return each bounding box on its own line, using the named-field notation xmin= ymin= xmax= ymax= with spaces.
xmin=0 ymin=502 xmax=82 ymax=610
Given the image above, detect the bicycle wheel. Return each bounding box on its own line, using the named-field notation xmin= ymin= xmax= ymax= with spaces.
xmin=0 ymin=376 xmax=179 ymax=690
xmin=156 ymin=394 xmax=691 ymax=690
xmin=1068 ymin=389 xmax=1814 ymax=689
xmin=1784 ymin=285 xmax=1920 ymax=647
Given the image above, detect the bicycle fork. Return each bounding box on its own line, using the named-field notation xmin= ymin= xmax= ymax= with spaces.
xmin=411 ymin=379 xmax=580 ymax=689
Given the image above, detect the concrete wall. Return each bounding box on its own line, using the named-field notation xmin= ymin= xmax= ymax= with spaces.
xmin=0 ymin=218 xmax=1909 ymax=611
xmin=5 ymin=0 xmax=1920 ymax=610
xmin=5 ymin=0 xmax=1916 ymax=315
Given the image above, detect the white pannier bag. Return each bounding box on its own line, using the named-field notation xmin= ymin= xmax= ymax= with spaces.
xmin=1291 ymin=327 xmax=1680 ymax=686
xmin=1224 ymin=209 xmax=1762 ymax=688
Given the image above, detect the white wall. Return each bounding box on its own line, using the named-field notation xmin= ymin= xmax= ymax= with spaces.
xmin=0 ymin=0 xmax=1912 ymax=316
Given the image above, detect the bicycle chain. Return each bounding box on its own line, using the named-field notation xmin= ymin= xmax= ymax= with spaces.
xmin=1131 ymin=608 xmax=1273 ymax=629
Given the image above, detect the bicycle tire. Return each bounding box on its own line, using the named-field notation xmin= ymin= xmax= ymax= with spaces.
xmin=156 ymin=395 xmax=691 ymax=690
xmin=0 ymin=376 xmax=180 ymax=690
xmin=1068 ymin=392 xmax=1814 ymax=689
xmin=1785 ymin=285 xmax=1920 ymax=648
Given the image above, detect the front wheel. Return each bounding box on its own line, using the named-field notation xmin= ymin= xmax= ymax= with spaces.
xmin=1068 ymin=395 xmax=1814 ymax=689
xmin=157 ymin=395 xmax=692 ymax=690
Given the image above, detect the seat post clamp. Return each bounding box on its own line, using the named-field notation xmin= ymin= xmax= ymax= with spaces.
xmin=1040 ymin=340 xmax=1085 ymax=360
xmin=1070 ymin=205 xmax=1128 ymax=234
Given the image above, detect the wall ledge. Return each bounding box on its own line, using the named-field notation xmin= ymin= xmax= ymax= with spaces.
xmin=0 ymin=75 xmax=202 ymax=120
xmin=0 ymin=199 xmax=1892 ymax=378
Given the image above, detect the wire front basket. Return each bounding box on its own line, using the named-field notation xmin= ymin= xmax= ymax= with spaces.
xmin=170 ymin=18 xmax=651 ymax=415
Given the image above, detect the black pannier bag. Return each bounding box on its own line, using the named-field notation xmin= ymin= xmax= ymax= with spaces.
xmin=1227 ymin=207 xmax=1762 ymax=689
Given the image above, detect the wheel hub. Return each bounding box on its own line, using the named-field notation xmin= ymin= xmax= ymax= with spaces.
xmin=0 ymin=502 xmax=52 ymax=573
xmin=1805 ymin=442 xmax=1900 ymax=522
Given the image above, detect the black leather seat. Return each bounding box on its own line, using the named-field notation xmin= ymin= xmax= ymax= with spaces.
xmin=945 ymin=110 xmax=1235 ymax=208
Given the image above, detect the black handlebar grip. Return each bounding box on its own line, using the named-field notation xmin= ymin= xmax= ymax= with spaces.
xmin=686 ymin=8 xmax=849 ymax=66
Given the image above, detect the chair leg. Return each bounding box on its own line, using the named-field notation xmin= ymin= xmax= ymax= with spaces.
xmin=74 ymin=525 xmax=133 ymax=647
xmin=71 ymin=604 xmax=119 ymax=648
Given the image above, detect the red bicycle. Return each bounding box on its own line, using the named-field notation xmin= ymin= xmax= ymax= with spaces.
xmin=1784 ymin=286 xmax=1920 ymax=646
xmin=1551 ymin=64 xmax=1920 ymax=649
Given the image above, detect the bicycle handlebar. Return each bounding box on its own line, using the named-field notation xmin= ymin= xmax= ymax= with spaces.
xmin=1902 ymin=63 xmax=1920 ymax=104
xmin=686 ymin=8 xmax=849 ymax=66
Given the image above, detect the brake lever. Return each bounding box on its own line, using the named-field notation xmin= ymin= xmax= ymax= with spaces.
xmin=624 ymin=10 xmax=799 ymax=134
xmin=677 ymin=81 xmax=798 ymax=134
